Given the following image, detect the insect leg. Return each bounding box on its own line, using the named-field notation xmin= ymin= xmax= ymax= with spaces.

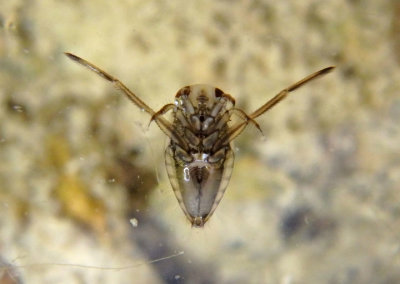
xmin=214 ymin=66 xmax=335 ymax=149
xmin=65 ymin=52 xmax=157 ymax=116
xmin=231 ymin=108 xmax=264 ymax=135
xmin=64 ymin=52 xmax=188 ymax=149
xmin=249 ymin=66 xmax=335 ymax=119
xmin=148 ymin=103 xmax=175 ymax=128
xmin=212 ymin=121 xmax=247 ymax=152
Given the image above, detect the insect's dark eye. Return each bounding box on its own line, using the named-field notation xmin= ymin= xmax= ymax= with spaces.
xmin=215 ymin=88 xmax=224 ymax=97
xmin=182 ymin=86 xmax=191 ymax=96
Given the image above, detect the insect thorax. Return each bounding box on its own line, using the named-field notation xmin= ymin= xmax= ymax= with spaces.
xmin=172 ymin=84 xmax=235 ymax=160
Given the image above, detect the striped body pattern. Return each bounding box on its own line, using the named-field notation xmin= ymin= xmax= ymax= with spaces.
xmin=165 ymin=85 xmax=236 ymax=227
xmin=65 ymin=52 xmax=334 ymax=227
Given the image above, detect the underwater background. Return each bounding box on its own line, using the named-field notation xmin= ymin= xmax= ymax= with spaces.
xmin=1 ymin=1 xmax=399 ymax=283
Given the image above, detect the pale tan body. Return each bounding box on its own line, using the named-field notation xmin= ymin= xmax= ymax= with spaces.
xmin=65 ymin=52 xmax=334 ymax=227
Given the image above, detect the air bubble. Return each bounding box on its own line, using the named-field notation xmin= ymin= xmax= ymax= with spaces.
xmin=12 ymin=105 xmax=23 ymax=112
xmin=183 ymin=167 xmax=190 ymax=181
xmin=130 ymin=218 xmax=138 ymax=228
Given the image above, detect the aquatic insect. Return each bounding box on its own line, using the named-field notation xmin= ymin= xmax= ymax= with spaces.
xmin=65 ymin=52 xmax=334 ymax=227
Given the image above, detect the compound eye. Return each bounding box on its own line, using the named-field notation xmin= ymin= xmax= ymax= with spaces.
xmin=208 ymin=147 xmax=226 ymax=163
xmin=215 ymin=87 xmax=224 ymax=97
xmin=175 ymin=145 xmax=193 ymax=163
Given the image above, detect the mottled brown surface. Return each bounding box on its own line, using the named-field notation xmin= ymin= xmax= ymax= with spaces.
xmin=0 ymin=1 xmax=399 ymax=283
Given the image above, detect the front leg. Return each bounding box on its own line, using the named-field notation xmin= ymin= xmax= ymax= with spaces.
xmin=148 ymin=103 xmax=175 ymax=128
